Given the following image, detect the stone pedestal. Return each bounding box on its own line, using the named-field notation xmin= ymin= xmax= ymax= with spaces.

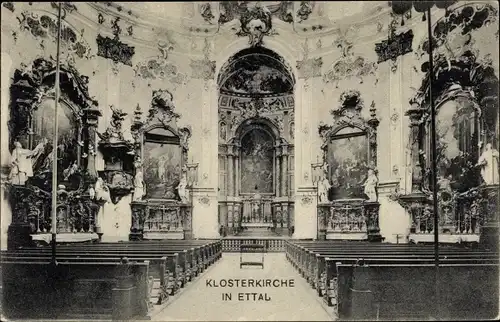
xmin=293 ymin=187 xmax=317 ymax=239
xmin=192 ymin=187 xmax=219 ymax=239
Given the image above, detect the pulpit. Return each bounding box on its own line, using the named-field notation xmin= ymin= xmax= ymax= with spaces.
xmin=5 ymin=58 xmax=102 ymax=248
xmin=128 ymin=89 xmax=193 ymax=240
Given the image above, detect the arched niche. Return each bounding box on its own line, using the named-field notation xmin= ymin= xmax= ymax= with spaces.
xmin=318 ymin=91 xmax=379 ymax=201
xmin=5 ymin=57 xmax=102 ymax=246
xmin=129 ymin=89 xmax=193 ymax=240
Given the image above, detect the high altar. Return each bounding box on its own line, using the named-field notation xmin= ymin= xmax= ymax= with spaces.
xmin=0 ymin=2 xmax=498 ymax=248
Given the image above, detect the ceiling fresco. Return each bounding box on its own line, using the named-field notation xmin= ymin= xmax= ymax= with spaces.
xmin=218 ymin=47 xmax=295 ymax=96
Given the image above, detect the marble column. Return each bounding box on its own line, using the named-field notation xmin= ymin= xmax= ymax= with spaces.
xmin=405 ymin=104 xmax=426 ymax=193
xmin=275 ymin=149 xmax=281 ymax=197
xmin=281 ymin=145 xmax=288 ymax=197
xmin=227 ymin=153 xmax=234 ymax=197
xmin=235 ymin=148 xmax=240 ymax=196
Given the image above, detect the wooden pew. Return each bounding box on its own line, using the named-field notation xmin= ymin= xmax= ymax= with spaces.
xmin=1 ymin=259 xmax=152 ymax=320
xmin=5 ymin=240 xmax=223 ymax=298
xmin=285 ymin=241 xmax=497 ymax=286
xmin=14 ymin=240 xmax=222 ymax=286
xmin=337 ymin=263 xmax=499 ymax=320
xmin=1 ymin=254 xmax=175 ymax=303
xmin=285 ymin=241 xmax=499 ymax=320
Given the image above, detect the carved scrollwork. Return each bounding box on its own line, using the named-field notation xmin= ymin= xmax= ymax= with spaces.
xmin=301 ymin=195 xmax=314 ymax=205
xmin=296 ymin=1 xmax=313 ymax=23
xmin=190 ymin=38 xmax=216 ymax=81
xmin=199 ymin=2 xmax=215 ymax=24
xmin=219 ymin=1 xmax=293 ymax=25
xmin=135 ymin=41 xmax=188 ymax=85
xmin=235 ymin=3 xmax=274 ymax=47
xmin=17 ymin=10 xmax=92 ymax=60
xmin=296 ymin=57 xmax=323 ymax=79
xmin=324 ymin=37 xmax=378 ymax=87
xmin=96 ymin=34 xmax=135 ymax=67
xmin=416 ymin=3 xmax=498 ymax=63
xmin=198 ymin=195 xmax=210 ymax=205
xmin=147 ymin=89 xmax=180 ymax=125
xmin=374 ymin=29 xmax=414 ymax=71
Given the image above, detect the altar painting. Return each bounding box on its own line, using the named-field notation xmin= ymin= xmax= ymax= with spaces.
xmin=240 ymin=129 xmax=274 ymax=193
xmin=326 ymin=131 xmax=368 ymax=199
xmin=434 ymin=98 xmax=479 ymax=192
xmin=143 ymin=141 xmax=182 ymax=199
xmin=30 ymin=99 xmax=79 ymax=186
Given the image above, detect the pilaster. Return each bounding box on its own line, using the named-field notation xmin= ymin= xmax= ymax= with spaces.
xmin=191 ymin=187 xmax=219 ymax=239
xmin=293 ymin=186 xmax=317 ymax=239
xmin=378 ymin=180 xmax=412 ymax=243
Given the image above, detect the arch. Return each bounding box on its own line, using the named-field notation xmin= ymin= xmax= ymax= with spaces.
xmin=217 ymin=46 xmax=295 ymax=96
xmin=234 ymin=117 xmax=280 ymax=143
xmin=214 ymin=37 xmax=299 ymax=87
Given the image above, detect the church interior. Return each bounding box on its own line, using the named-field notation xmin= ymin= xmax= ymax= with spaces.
xmin=0 ymin=1 xmax=499 ymax=321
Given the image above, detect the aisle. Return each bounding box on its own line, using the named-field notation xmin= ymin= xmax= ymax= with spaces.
xmin=153 ymin=253 xmax=332 ymax=321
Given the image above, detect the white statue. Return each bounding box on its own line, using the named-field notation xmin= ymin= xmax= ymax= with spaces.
xmin=88 ymin=187 xmax=95 ymax=200
xmin=364 ymin=169 xmax=379 ymax=202
xmin=477 ymin=143 xmax=499 ymax=185
xmin=9 ymin=141 xmax=34 ymax=185
xmin=132 ymin=170 xmax=146 ymax=201
xmin=94 ymin=177 xmax=111 ymax=203
xmin=177 ymin=172 xmax=188 ymax=203
xmin=318 ymin=177 xmax=331 ymax=204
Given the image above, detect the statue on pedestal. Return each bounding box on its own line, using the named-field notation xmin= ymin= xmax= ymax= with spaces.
xmin=364 ymin=169 xmax=379 ymax=202
xmin=177 ymin=172 xmax=188 ymax=203
xmin=9 ymin=141 xmax=34 ymax=185
xmin=318 ymin=177 xmax=331 ymax=203
xmin=477 ymin=143 xmax=499 ymax=185
xmin=132 ymin=169 xmax=146 ymax=201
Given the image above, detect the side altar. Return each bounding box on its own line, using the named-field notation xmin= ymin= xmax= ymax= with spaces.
xmin=315 ymin=90 xmax=382 ymax=242
xmin=4 ymin=58 xmax=103 ymax=249
xmin=128 ymin=89 xmax=195 ymax=240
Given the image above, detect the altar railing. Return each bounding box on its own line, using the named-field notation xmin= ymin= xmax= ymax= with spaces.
xmin=317 ymin=199 xmax=382 ymax=241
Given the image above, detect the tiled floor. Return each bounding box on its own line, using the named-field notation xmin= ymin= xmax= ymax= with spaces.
xmin=153 ymin=253 xmax=332 ymax=321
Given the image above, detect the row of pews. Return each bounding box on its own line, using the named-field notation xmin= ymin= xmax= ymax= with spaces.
xmin=0 ymin=239 xmax=222 ymax=320
xmin=286 ymin=240 xmax=499 ymax=320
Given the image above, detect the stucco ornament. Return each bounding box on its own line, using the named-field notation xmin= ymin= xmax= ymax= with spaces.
xmin=237 ymin=3 xmax=273 ymax=47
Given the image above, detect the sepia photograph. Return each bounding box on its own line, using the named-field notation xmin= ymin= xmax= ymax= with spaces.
xmin=0 ymin=1 xmax=499 ymax=321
